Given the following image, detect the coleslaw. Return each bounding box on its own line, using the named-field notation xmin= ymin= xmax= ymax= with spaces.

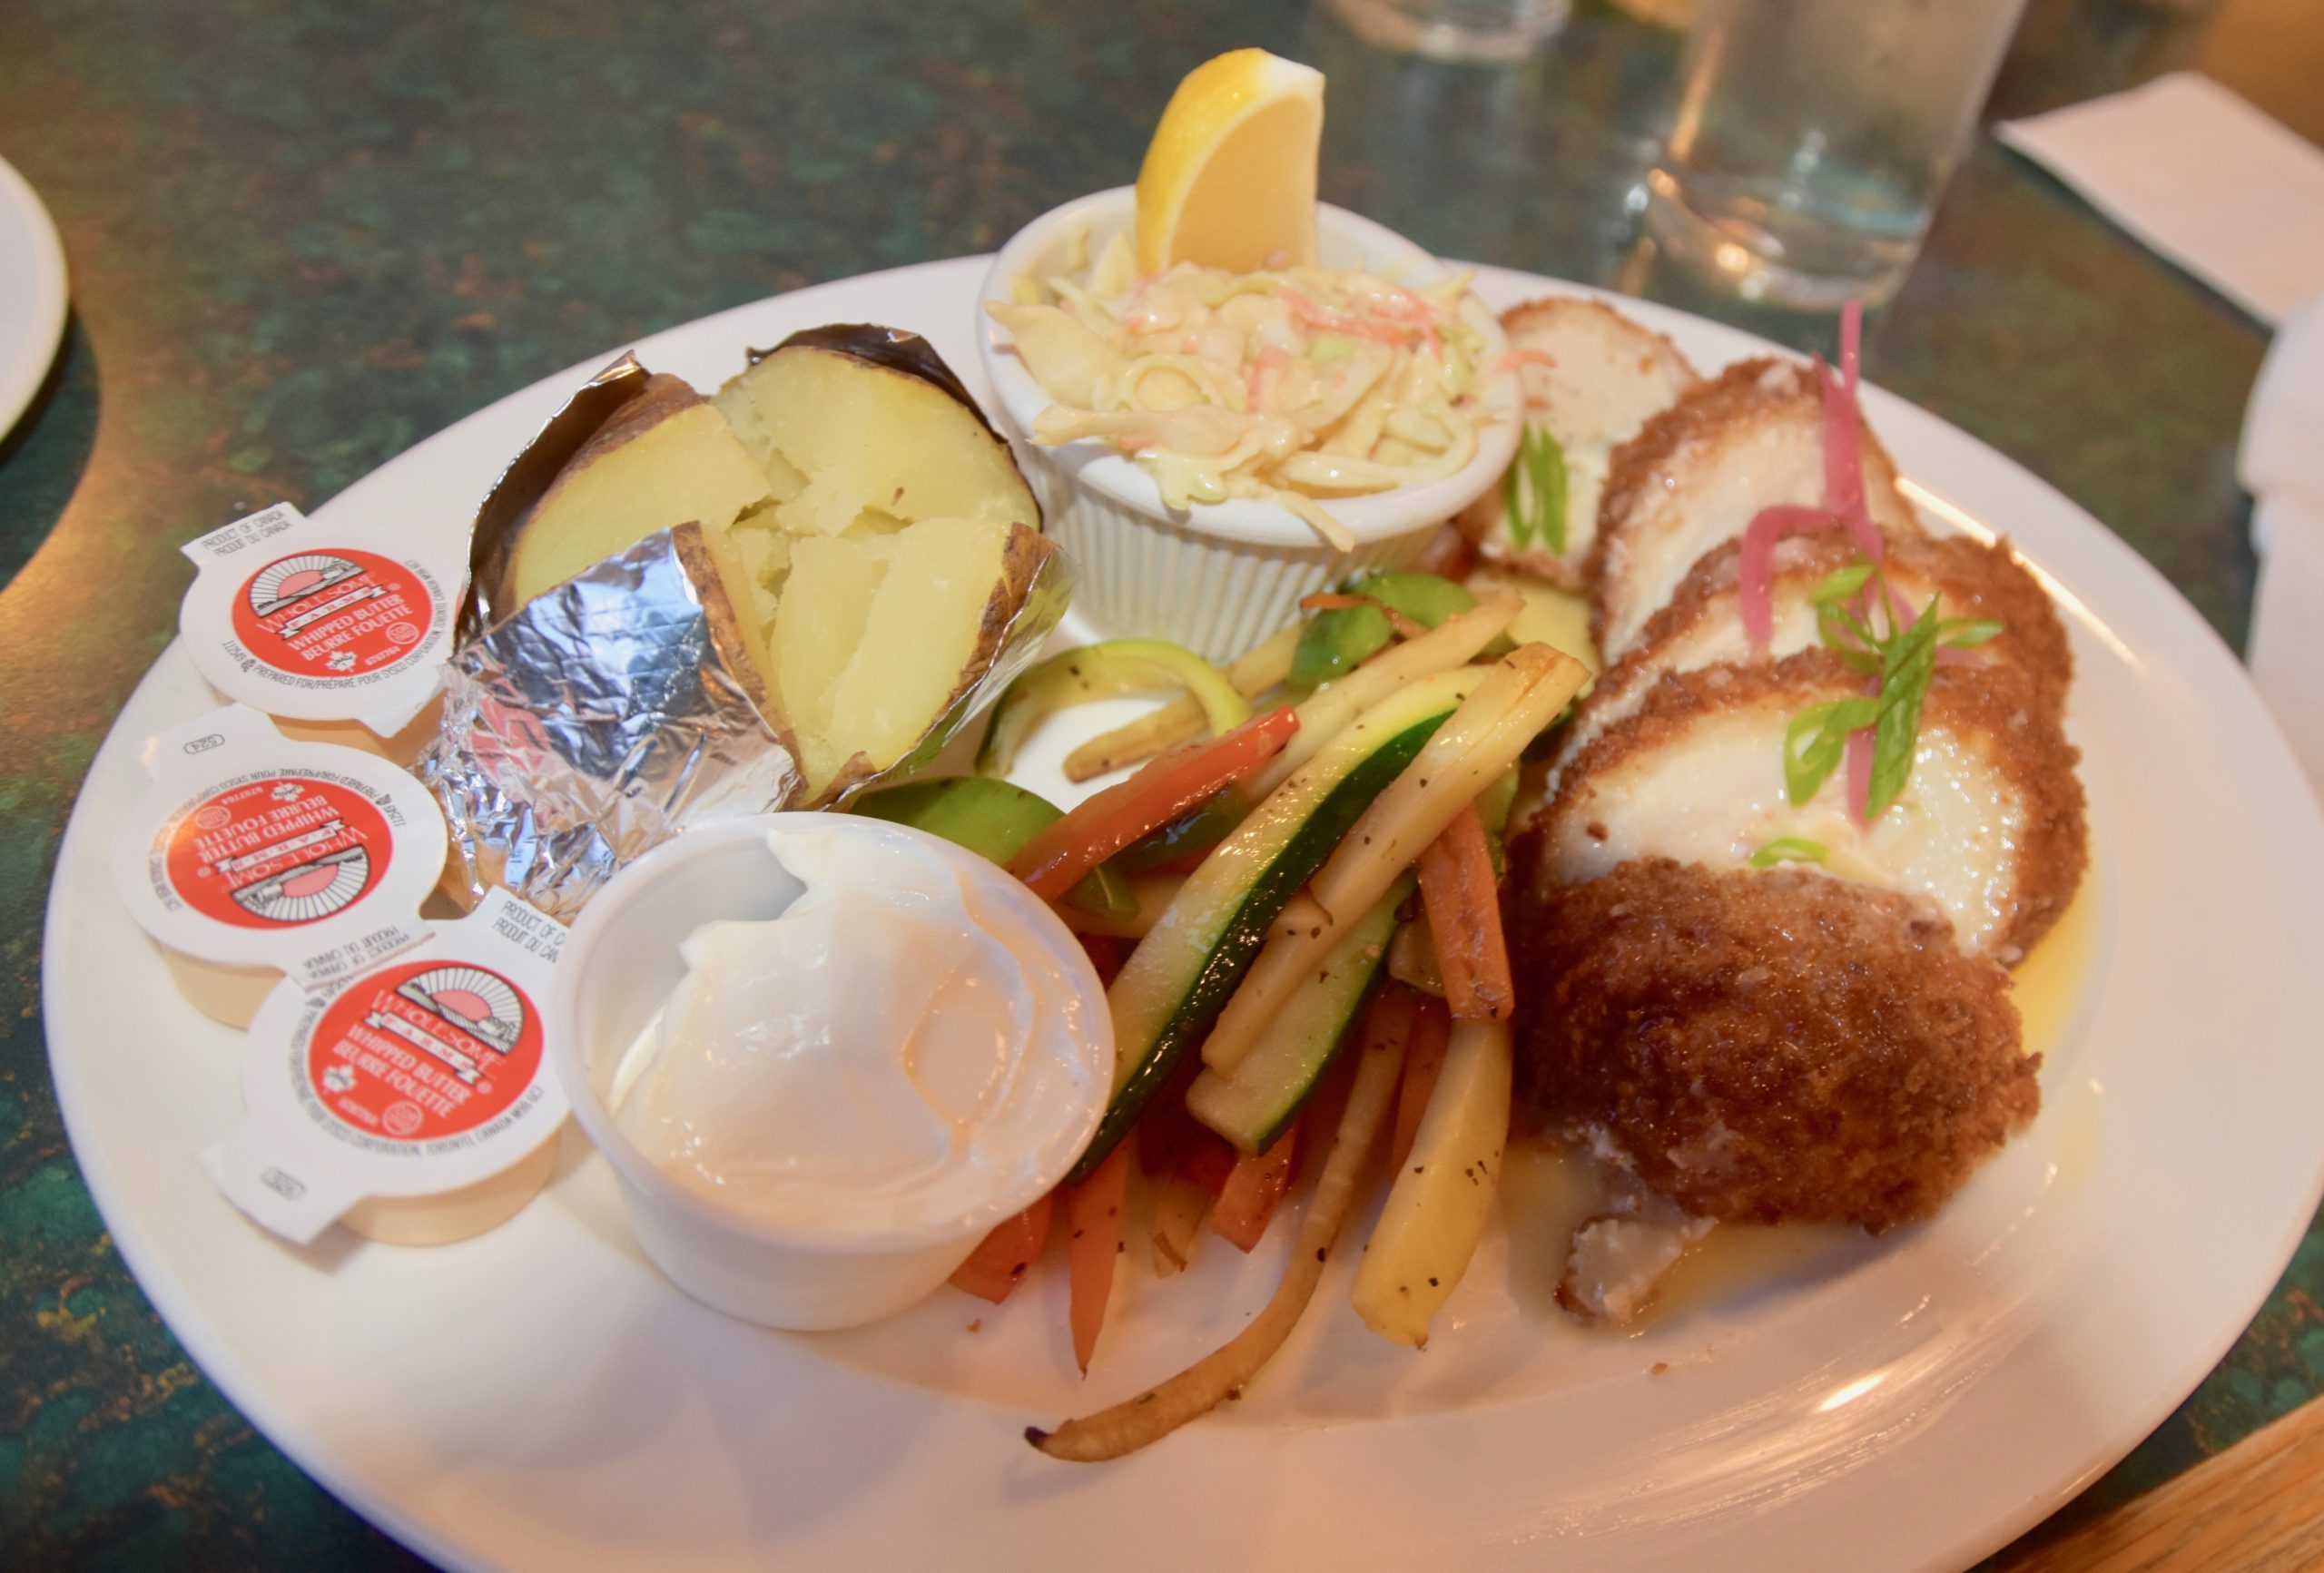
xmin=988 ymin=227 xmax=1495 ymax=548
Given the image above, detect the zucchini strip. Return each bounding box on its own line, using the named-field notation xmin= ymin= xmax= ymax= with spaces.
xmin=1350 ymin=1018 xmax=1512 ymax=1349
xmin=1064 ymin=626 xmax=1302 ymax=782
xmin=1245 ymin=593 xmax=1521 ymax=801
xmin=1070 ymin=666 xmax=1485 ymax=1181
xmin=1027 ymin=1013 xmax=1406 ymax=1462
xmin=1201 ymin=644 xmax=1585 ymax=1075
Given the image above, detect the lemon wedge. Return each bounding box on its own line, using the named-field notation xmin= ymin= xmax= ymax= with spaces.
xmin=1134 ymin=49 xmax=1324 ymax=275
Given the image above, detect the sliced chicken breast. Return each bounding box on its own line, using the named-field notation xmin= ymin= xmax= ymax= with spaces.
xmin=1456 ymin=298 xmax=1698 ymax=589
xmin=1539 ymin=650 xmax=2086 ymax=962
xmin=1589 ymin=359 xmax=1921 ymax=662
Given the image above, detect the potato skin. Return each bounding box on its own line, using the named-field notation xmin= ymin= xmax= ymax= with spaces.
xmin=1507 ymin=853 xmax=2039 ymax=1232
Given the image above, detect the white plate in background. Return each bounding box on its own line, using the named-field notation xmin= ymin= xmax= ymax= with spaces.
xmin=43 ymin=258 xmax=2324 ymax=1572
xmin=0 ymin=152 xmax=68 ymax=438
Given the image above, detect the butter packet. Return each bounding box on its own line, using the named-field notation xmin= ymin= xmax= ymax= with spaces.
xmin=201 ymin=889 xmax=569 ymax=1248
xmin=111 ymin=705 xmax=447 ymax=1027
xmin=179 ymin=503 xmax=465 ymax=762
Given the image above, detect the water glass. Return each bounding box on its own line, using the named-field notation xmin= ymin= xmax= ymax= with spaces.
xmin=1645 ymin=0 xmax=2028 ymax=308
xmin=1320 ymin=0 xmax=1572 ymax=63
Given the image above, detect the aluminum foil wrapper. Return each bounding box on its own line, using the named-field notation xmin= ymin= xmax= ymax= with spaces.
xmin=421 ymin=349 xmax=1072 ymax=920
xmin=421 ymin=529 xmax=806 ymax=920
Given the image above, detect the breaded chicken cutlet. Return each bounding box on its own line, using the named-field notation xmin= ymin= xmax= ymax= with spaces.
xmin=1456 ymin=298 xmax=1697 ymax=589
xmin=1558 ymin=527 xmax=2073 ymax=772
xmin=1590 ymin=358 xmax=1922 ymax=661
xmin=1508 ymin=856 xmax=2039 ymax=1233
xmin=1540 ymin=649 xmax=2087 ymax=963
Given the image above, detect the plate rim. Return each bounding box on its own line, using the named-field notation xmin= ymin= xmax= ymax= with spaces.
xmin=43 ymin=254 xmax=2324 ymax=1573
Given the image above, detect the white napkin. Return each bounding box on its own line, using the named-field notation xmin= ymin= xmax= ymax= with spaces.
xmin=2240 ymin=297 xmax=2324 ymax=792
xmin=1998 ymin=73 xmax=2324 ymax=327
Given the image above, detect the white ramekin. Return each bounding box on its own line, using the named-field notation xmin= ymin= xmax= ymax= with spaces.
xmin=549 ymin=814 xmax=1112 ymax=1331
xmin=977 ymin=186 xmax=1521 ymax=661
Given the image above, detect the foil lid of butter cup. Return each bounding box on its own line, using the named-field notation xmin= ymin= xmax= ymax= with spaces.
xmin=179 ymin=503 xmax=463 ymax=736
xmin=112 ymin=705 xmax=447 ymax=988
xmin=201 ymin=889 xmax=569 ymax=1245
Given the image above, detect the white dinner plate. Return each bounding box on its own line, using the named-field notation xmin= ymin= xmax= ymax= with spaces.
xmin=0 ymin=152 xmax=68 ymax=439
xmin=44 ymin=258 xmax=2324 ymax=1572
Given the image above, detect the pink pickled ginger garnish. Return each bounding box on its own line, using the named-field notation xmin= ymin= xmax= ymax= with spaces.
xmin=1817 ymin=301 xmax=1882 ymax=561
xmin=1738 ymin=504 xmax=1845 ymax=644
xmin=1845 ymin=724 xmax=1875 ymax=828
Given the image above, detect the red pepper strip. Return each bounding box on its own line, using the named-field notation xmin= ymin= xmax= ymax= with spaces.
xmin=1176 ymin=1131 xmax=1239 ymax=1197
xmin=1415 ymin=802 xmax=1514 ymax=1022
xmin=1009 ymin=706 xmax=1298 ymax=903
xmin=1211 ymin=1122 xmax=1302 ymax=1253
xmin=950 ymin=1192 xmax=1054 ymax=1305
xmin=1065 ymin=1145 xmax=1130 ymax=1373
xmin=1078 ymin=932 xmax=1128 ymax=987
xmin=1390 ymin=994 xmax=1452 ymax=1173
xmin=1298 ymin=592 xmax=1429 ymax=641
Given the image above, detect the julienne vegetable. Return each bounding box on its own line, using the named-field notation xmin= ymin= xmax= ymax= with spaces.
xmin=1064 ymin=626 xmax=1300 ymax=783
xmin=1349 ymin=1018 xmax=1513 ymax=1348
xmin=851 ymin=776 xmax=1133 ymax=918
xmin=1008 ymin=707 xmax=1298 ymax=902
xmin=1071 ymin=667 xmax=1489 ymax=1181
xmin=876 ymin=587 xmax=1581 ymax=1446
xmin=1028 ymin=1008 xmax=1408 ymax=1461
xmin=1201 ymin=644 xmax=1588 ymax=1077
xmin=1249 ymin=592 xmax=1521 ymax=800
xmin=1288 ymin=569 xmax=1480 ymax=687
xmin=1183 ymin=878 xmax=1406 ymax=1153
xmin=978 ymin=638 xmax=1249 ymax=778
xmin=1413 ymin=801 xmax=1513 ymax=1022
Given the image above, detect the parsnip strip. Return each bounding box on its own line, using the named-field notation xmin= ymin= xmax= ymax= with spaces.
xmin=1064 ymin=626 xmax=1302 ymax=782
xmin=1244 ymin=594 xmax=1521 ymax=801
xmin=1201 ymin=644 xmax=1584 ymax=1075
xmin=1350 ymin=1019 xmax=1512 ymax=1348
xmin=1026 ymin=1019 xmax=1406 ymax=1462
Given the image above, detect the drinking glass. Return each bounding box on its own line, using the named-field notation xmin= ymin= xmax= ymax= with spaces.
xmin=1645 ymin=0 xmax=2028 ymax=308
xmin=1320 ymin=0 xmax=1572 ymax=63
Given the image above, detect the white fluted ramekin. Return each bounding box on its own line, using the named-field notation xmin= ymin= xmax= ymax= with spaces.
xmin=978 ymin=187 xmax=1520 ymax=662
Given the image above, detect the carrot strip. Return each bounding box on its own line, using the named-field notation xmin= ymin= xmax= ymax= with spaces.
xmin=1065 ymin=1145 xmax=1131 ymax=1373
xmin=1010 ymin=707 xmax=1297 ymax=903
xmin=1415 ymin=802 xmax=1514 ymax=1022
xmin=1027 ymin=1009 xmax=1408 ymax=1460
xmin=1210 ymin=1123 xmax=1301 ymax=1252
xmin=1390 ymin=993 xmax=1452 ymax=1173
xmin=950 ymin=1194 xmax=1054 ymax=1305
xmin=1297 ymin=592 xmax=1426 ymax=640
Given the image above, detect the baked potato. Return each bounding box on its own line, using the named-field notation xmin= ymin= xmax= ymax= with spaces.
xmin=491 ymin=327 xmax=1051 ymax=803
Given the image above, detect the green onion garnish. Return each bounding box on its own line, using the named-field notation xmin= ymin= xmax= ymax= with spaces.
xmin=1749 ymin=837 xmax=1829 ymax=869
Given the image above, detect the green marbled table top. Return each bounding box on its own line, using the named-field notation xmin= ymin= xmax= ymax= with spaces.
xmin=2 ymin=0 xmax=2315 ymax=1565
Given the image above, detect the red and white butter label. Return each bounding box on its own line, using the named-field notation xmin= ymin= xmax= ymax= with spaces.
xmin=180 ymin=504 xmax=462 ymax=733
xmin=202 ymin=890 xmax=570 ymax=1245
xmin=113 ymin=705 xmax=446 ymax=988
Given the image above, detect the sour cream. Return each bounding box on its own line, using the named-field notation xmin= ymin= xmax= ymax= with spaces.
xmin=609 ymin=823 xmax=1105 ymax=1236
